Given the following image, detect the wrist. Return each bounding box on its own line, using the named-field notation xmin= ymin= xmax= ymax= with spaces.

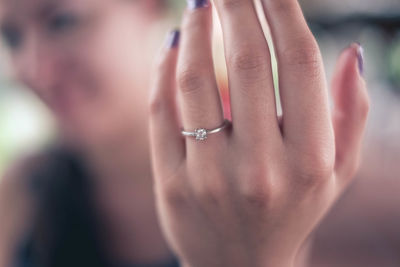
xmin=253 ymin=255 xmax=295 ymax=267
xmin=180 ymin=253 xmax=295 ymax=267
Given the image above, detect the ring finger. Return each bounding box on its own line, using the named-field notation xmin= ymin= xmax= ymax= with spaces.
xmin=177 ymin=1 xmax=227 ymax=155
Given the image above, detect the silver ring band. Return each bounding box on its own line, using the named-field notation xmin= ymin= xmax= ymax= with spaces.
xmin=181 ymin=119 xmax=231 ymax=141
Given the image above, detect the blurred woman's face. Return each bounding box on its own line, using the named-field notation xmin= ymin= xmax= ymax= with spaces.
xmin=0 ymin=0 xmax=161 ymax=146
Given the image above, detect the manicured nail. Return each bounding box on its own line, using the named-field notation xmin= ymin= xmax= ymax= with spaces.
xmin=166 ymin=29 xmax=180 ymax=49
xmin=355 ymin=42 xmax=364 ymax=76
xmin=187 ymin=0 xmax=209 ymax=10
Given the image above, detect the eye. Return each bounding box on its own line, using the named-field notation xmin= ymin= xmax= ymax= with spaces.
xmin=47 ymin=12 xmax=79 ymax=33
xmin=1 ymin=25 xmax=22 ymax=49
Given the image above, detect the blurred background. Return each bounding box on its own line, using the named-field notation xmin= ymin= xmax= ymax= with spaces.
xmin=298 ymin=1 xmax=400 ymax=266
xmin=0 ymin=0 xmax=399 ymax=266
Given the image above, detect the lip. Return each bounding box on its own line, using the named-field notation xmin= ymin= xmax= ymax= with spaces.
xmin=46 ymin=84 xmax=85 ymax=118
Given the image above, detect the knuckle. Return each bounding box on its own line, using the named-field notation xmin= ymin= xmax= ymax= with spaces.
xmin=193 ymin=181 xmax=226 ymax=207
xmin=347 ymin=155 xmax=362 ymax=180
xmin=239 ymin=183 xmax=272 ymax=210
xmin=337 ymin=150 xmax=363 ymax=183
xmin=281 ymin=37 xmax=322 ymax=76
xmin=227 ymin=49 xmax=270 ymax=90
xmin=229 ymin=49 xmax=269 ymax=74
xmin=149 ymin=95 xmax=165 ymax=116
xmin=163 ymin=182 xmax=188 ymax=209
xmin=359 ymin=90 xmax=370 ymax=119
xmin=297 ymin=149 xmax=335 ymax=186
xmin=149 ymin=69 xmax=174 ymax=116
xmin=237 ymin=167 xmax=273 ymax=210
xmin=154 ymin=52 xmax=173 ymax=77
xmin=155 ymin=55 xmax=169 ymax=73
xmin=177 ymin=67 xmax=205 ymax=95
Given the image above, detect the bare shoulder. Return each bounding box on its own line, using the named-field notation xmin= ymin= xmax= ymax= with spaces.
xmin=0 ymin=153 xmax=42 ymax=266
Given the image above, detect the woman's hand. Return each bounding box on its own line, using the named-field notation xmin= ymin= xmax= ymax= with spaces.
xmin=148 ymin=0 xmax=369 ymax=266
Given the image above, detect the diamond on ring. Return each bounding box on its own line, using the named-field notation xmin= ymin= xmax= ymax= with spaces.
xmin=195 ymin=128 xmax=208 ymax=141
xmin=181 ymin=119 xmax=231 ymax=142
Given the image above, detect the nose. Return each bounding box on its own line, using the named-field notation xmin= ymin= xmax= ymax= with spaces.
xmin=13 ymin=32 xmax=58 ymax=95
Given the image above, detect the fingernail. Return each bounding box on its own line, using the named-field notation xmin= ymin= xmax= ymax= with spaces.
xmin=186 ymin=0 xmax=209 ymax=10
xmin=166 ymin=29 xmax=180 ymax=49
xmin=355 ymin=42 xmax=364 ymax=76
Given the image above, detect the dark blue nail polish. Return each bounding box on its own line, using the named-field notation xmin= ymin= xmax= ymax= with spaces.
xmin=187 ymin=0 xmax=209 ymax=10
xmin=355 ymin=42 xmax=364 ymax=76
xmin=166 ymin=29 xmax=180 ymax=48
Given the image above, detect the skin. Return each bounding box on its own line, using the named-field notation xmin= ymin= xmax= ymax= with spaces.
xmin=0 ymin=0 xmax=175 ymax=265
xmin=149 ymin=1 xmax=369 ymax=267
xmin=0 ymin=0 xmax=369 ymax=266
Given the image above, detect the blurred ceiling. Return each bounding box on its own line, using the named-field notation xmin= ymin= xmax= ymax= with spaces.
xmin=302 ymin=0 xmax=400 ymax=17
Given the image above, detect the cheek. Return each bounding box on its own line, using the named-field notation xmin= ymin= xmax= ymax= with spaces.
xmin=60 ymin=44 xmax=144 ymax=142
xmin=93 ymin=12 xmax=152 ymax=88
xmin=84 ymin=26 xmax=151 ymax=109
xmin=58 ymin=13 xmax=155 ymax=141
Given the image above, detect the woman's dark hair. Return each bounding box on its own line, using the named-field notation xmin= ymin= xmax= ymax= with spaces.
xmin=14 ymin=144 xmax=181 ymax=267
xmin=15 ymin=144 xmax=110 ymax=267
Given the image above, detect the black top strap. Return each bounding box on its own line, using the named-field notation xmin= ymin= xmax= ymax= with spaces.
xmin=13 ymin=144 xmax=180 ymax=267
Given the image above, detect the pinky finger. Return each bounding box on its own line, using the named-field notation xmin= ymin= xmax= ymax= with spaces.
xmin=149 ymin=29 xmax=185 ymax=185
xmin=331 ymin=43 xmax=370 ymax=186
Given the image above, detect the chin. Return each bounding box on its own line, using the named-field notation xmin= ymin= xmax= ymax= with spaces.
xmin=58 ymin=110 xmax=128 ymax=150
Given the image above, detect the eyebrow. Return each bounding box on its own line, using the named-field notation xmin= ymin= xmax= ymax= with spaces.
xmin=0 ymin=0 xmax=70 ymax=28
xmin=36 ymin=1 xmax=59 ymax=19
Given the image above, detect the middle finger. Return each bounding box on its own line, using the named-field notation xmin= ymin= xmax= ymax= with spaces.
xmin=214 ymin=0 xmax=280 ymax=145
